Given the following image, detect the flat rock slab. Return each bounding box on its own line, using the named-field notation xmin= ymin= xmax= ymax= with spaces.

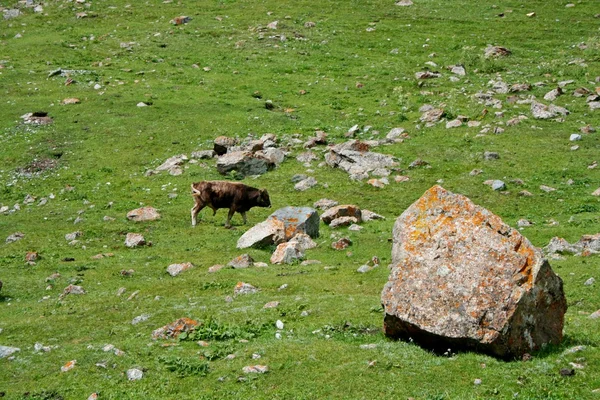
xmin=166 ymin=262 xmax=194 ymax=276
xmin=267 ymin=207 xmax=320 ymax=240
xmin=237 ymin=219 xmax=285 ymax=249
xmin=381 ymin=185 xmax=567 ymax=359
xmin=216 ymin=151 xmax=274 ymax=177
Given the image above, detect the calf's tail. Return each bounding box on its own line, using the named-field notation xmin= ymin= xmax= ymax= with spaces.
xmin=191 ymin=184 xmax=202 ymax=196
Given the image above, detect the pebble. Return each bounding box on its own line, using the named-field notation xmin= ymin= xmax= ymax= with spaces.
xmin=584 ymin=277 xmax=595 ymax=286
xmin=276 ymin=320 xmax=284 ymax=330
xmin=127 ymin=368 xmax=144 ymax=381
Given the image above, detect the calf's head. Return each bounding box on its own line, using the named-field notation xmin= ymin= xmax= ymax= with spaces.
xmin=256 ymin=189 xmax=271 ymax=208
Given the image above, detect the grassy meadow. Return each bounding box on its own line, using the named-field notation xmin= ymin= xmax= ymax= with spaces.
xmin=1 ymin=0 xmax=600 ymax=398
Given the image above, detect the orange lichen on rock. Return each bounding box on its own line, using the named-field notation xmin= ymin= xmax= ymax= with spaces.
xmin=152 ymin=318 xmax=199 ymax=340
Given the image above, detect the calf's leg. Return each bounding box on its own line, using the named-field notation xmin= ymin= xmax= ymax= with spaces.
xmin=191 ymin=200 xmax=205 ymax=227
xmin=225 ymin=207 xmax=236 ymax=228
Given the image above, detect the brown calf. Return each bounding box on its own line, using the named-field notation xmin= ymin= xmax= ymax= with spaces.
xmin=191 ymin=180 xmax=271 ymax=228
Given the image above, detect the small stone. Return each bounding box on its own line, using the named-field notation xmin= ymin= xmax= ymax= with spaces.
xmin=125 ymin=233 xmax=146 ymax=248
xmin=331 ymin=238 xmax=352 ymax=250
xmin=263 ymin=301 xmax=279 ymax=309
xmin=234 ymin=282 xmax=258 ymax=296
xmin=166 ymin=262 xmax=194 ymax=276
xmin=484 ymin=151 xmax=500 ymax=160
xmin=589 ymin=310 xmax=600 ymax=319
xmin=570 ymin=134 xmax=582 ymax=141
xmin=132 ymin=314 xmax=151 ymax=325
xmin=208 ymin=264 xmax=225 ymax=273
xmin=127 ymin=368 xmax=144 ymax=381
xmin=6 ymin=232 xmax=25 ymax=244
xmin=584 ymin=277 xmax=595 ymax=286
xmin=474 ymin=379 xmax=482 ymax=385
xmin=559 ymin=368 xmax=575 ymax=377
xmin=0 ymin=345 xmax=20 ymax=358
xmin=491 ymin=180 xmax=506 ymax=191
xmin=61 ymin=360 xmax=76 ymax=372
xmin=242 ymin=365 xmax=269 ymax=374
xmin=228 ymin=254 xmax=254 ymax=269
xmin=276 ymin=320 xmax=284 ymax=330
xmin=540 ymin=185 xmax=556 ymax=193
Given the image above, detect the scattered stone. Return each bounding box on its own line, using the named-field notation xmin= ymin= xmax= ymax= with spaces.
xmin=264 ymin=301 xmax=279 ymax=309
xmin=295 ymin=177 xmax=317 ymax=191
xmin=242 ymin=365 xmax=269 ymax=374
xmin=21 ymin=112 xmax=53 ymax=125
xmin=330 ymin=216 xmax=359 ymax=228
xmin=59 ymin=284 xmax=86 ymax=300
xmin=321 ymin=205 xmax=362 ymax=224
xmin=171 ymin=16 xmax=191 ymax=25
xmin=382 ymin=185 xmax=567 ymax=358
xmin=61 ymin=360 xmax=76 ymax=372
xmin=234 ymin=282 xmax=258 ymax=296
xmin=559 ymin=368 xmax=575 ymax=377
xmin=491 ymin=180 xmax=506 ymax=191
xmin=127 ymin=206 xmax=160 ymax=222
xmin=367 ymin=178 xmax=387 ymax=188
xmin=446 ymin=119 xmax=462 ymax=129
xmin=484 ymin=151 xmax=500 ymax=160
xmin=132 ymin=314 xmax=151 ymax=325
xmin=213 ymin=136 xmax=238 ymax=156
xmin=313 ymin=199 xmax=338 ymax=210
xmin=361 ymin=210 xmax=385 ymax=221
xmin=395 ymin=0 xmax=413 ymax=5
xmin=191 ymin=150 xmax=215 ymax=159
xmin=531 ymin=101 xmax=569 ymax=119
xmin=589 ymin=310 xmax=600 ymax=319
xmin=6 ymin=232 xmax=25 ymax=244
xmin=127 ymin=368 xmax=144 ymax=381
xmin=0 ymin=345 xmax=20 ymax=358
xmin=485 ymin=45 xmax=511 ymax=58
xmin=540 ymin=185 xmax=556 ymax=193
xmin=331 ymin=238 xmax=352 ymax=250
xmin=519 ymin=190 xmax=533 ymax=197
xmin=325 ymin=140 xmax=397 ymax=179
xmin=510 ymin=83 xmax=531 ymax=92
xmin=152 ymin=318 xmax=199 ymax=339
xmin=125 ymin=233 xmax=146 ymax=248
xmin=544 ymin=88 xmax=563 ymax=101
xmin=270 ymin=240 xmax=305 ymax=264
xmin=570 ymin=134 xmax=582 ymax=141
xmin=420 ymin=108 xmax=445 ymax=125
xmin=206 ymin=264 xmax=225 ymax=273
xmin=409 ymin=158 xmax=430 ymax=169
xmin=415 ymin=71 xmax=441 ymax=79
xmin=167 ymin=262 xmax=194 ymax=276
xmin=584 ymin=277 xmax=595 ymax=286
xmin=228 ymin=254 xmax=254 ymax=269
xmin=517 ymin=219 xmax=533 ymax=227
xmin=216 ymin=151 xmax=274 ymax=178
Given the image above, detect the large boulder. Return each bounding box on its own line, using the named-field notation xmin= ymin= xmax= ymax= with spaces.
xmin=216 ymin=151 xmax=274 ymax=177
xmin=381 ymin=185 xmax=567 ymax=359
xmin=267 ymin=207 xmax=319 ymax=240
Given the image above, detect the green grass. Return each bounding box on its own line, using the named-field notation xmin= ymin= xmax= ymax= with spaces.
xmin=1 ymin=0 xmax=600 ymax=398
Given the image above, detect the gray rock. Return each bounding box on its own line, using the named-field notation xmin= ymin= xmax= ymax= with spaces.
xmin=65 ymin=231 xmax=82 ymax=241
xmin=484 ymin=45 xmax=511 ymax=58
xmin=125 ymin=233 xmax=146 ymax=248
xmin=491 ymin=180 xmax=506 ymax=191
xmin=584 ymin=277 xmax=595 ymax=286
xmin=484 ymin=152 xmax=500 ymax=160
xmin=132 ymin=314 xmax=151 ymax=325
xmin=294 ymin=177 xmax=317 ymax=191
xmin=313 ymin=198 xmax=338 ymax=210
xmin=543 ymin=237 xmax=581 ymax=255
xmin=531 ymin=101 xmax=569 ymax=119
xmin=234 ymin=282 xmax=258 ymax=295
xmin=5 ymin=232 xmax=25 ymax=244
xmin=544 ymin=88 xmax=563 ymax=101
xmin=127 ymin=368 xmax=144 ymax=381
xmin=420 ymin=108 xmax=445 ymax=124
xmin=361 ymin=209 xmax=385 ymax=221
xmin=228 ymin=254 xmax=254 ymax=269
xmin=214 ymin=136 xmax=238 ymax=155
xmin=0 ymin=345 xmax=20 ymax=358
xmin=127 ymin=207 xmax=160 ymax=222
xmin=268 ymin=207 xmax=320 ymax=240
xmin=570 ymin=134 xmax=582 ymax=141
xmin=386 ymin=127 xmax=406 ymax=142
xmin=216 ymin=151 xmax=274 ymax=177
xmin=166 ymin=262 xmax=194 ymax=276
xmin=155 ymin=154 xmax=188 ymax=175
xmin=589 ymin=310 xmax=600 ymax=319
xmin=330 ymin=216 xmax=358 ymax=228
xmin=325 ymin=140 xmax=397 ymax=178
xmin=382 ymin=185 xmax=567 ymax=359
xmin=449 ymin=65 xmax=466 ymax=76
xmin=191 ymin=150 xmax=215 ymax=159
xmin=270 ymin=241 xmax=305 ymax=264
xmin=255 ymin=148 xmax=285 ymax=166
xmin=237 ymin=219 xmax=286 ymax=249
xmin=321 ymin=205 xmax=362 ymax=224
